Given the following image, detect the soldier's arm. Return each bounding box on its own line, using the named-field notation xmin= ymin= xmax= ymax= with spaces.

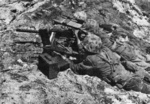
xmin=112 ymin=42 xmax=137 ymax=61
xmin=123 ymin=61 xmax=139 ymax=72
xmin=69 ymin=57 xmax=95 ymax=75
xmin=101 ymin=36 xmax=113 ymax=49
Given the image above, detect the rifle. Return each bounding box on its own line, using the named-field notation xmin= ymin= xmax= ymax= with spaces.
xmin=61 ymin=13 xmax=85 ymax=24
xmin=53 ymin=16 xmax=87 ymax=34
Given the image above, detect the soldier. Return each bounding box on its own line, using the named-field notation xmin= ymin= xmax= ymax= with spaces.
xmin=65 ymin=32 xmax=150 ymax=94
xmin=71 ymin=18 xmax=150 ymax=72
xmin=110 ymin=30 xmax=150 ymax=71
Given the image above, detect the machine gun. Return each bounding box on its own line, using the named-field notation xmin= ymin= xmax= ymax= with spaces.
xmin=15 ymin=28 xmax=79 ymax=57
xmin=16 ymin=27 xmax=67 ymax=45
xmin=16 ymin=14 xmax=87 ymax=34
xmin=15 ymin=17 xmax=88 ymax=79
xmin=16 ymin=16 xmax=88 ymax=53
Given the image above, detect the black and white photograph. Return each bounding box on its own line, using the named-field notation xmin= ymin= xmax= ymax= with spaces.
xmin=1 ymin=0 xmax=150 ymax=104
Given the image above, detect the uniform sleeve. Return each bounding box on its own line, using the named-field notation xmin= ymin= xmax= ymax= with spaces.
xmin=124 ymin=61 xmax=139 ymax=72
xmin=101 ymin=37 xmax=113 ymax=49
xmin=70 ymin=57 xmax=94 ymax=75
xmin=113 ymin=42 xmax=136 ymax=61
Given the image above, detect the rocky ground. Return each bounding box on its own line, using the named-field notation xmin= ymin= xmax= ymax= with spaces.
xmin=1 ymin=0 xmax=150 ymax=104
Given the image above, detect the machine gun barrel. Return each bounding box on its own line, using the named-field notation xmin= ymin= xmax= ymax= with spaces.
xmin=16 ymin=28 xmax=65 ymax=34
xmin=16 ymin=29 xmax=39 ymax=33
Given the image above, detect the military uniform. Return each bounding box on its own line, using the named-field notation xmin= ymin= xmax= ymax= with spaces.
xmin=100 ymin=30 xmax=150 ymax=71
xmin=70 ymin=47 xmax=150 ymax=94
xmin=69 ymin=33 xmax=150 ymax=94
xmin=111 ymin=41 xmax=136 ymax=61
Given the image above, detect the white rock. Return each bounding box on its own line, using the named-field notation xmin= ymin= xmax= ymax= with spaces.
xmin=104 ymin=87 xmax=119 ymax=94
xmin=74 ymin=11 xmax=87 ymax=21
xmin=9 ymin=3 xmax=25 ymax=12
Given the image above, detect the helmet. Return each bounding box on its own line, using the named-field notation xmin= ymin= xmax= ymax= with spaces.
xmin=80 ymin=32 xmax=102 ymax=54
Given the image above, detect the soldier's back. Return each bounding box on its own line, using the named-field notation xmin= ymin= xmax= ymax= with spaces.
xmin=86 ymin=47 xmax=132 ymax=83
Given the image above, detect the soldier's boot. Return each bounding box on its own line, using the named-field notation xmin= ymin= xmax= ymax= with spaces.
xmin=123 ymin=76 xmax=150 ymax=94
xmin=133 ymin=69 xmax=150 ymax=84
xmin=123 ymin=76 xmax=144 ymax=93
xmin=145 ymin=67 xmax=150 ymax=74
xmin=141 ymin=83 xmax=150 ymax=94
xmin=144 ymin=74 xmax=150 ymax=84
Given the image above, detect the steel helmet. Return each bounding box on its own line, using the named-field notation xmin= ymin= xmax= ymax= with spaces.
xmin=80 ymin=32 xmax=102 ymax=54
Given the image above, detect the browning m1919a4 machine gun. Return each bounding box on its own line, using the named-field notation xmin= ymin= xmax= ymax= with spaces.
xmin=16 ymin=16 xmax=87 ymax=79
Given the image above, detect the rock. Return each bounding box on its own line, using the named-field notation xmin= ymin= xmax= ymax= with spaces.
xmin=74 ymin=11 xmax=87 ymax=21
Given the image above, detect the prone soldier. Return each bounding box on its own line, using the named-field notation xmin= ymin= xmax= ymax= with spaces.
xmin=65 ymin=32 xmax=150 ymax=94
xmin=88 ymin=22 xmax=150 ymax=73
xmin=109 ymin=30 xmax=150 ymax=72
